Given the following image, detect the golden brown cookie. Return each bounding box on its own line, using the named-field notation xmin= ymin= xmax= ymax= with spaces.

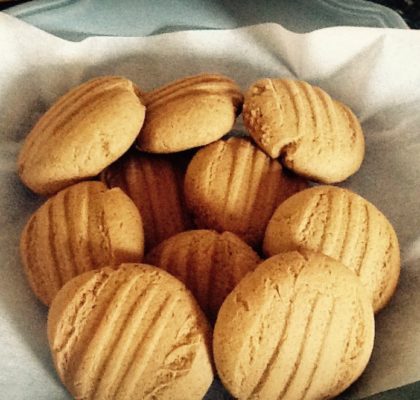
xmin=146 ymin=230 xmax=261 ymax=322
xmin=264 ymin=185 xmax=400 ymax=312
xmin=243 ymin=78 xmax=365 ymax=183
xmin=214 ymin=250 xmax=375 ymax=400
xmin=20 ymin=181 xmax=144 ymax=306
xmin=48 ymin=264 xmax=213 ymax=400
xmin=102 ymin=151 xmax=193 ymax=251
xmin=136 ymin=73 xmax=243 ymax=153
xmin=18 ymin=76 xmax=146 ymax=195
xmin=184 ymin=137 xmax=307 ymax=247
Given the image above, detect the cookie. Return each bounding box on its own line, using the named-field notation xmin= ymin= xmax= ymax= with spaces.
xmin=243 ymin=78 xmax=365 ymax=183
xmin=102 ymin=151 xmax=193 ymax=251
xmin=18 ymin=76 xmax=146 ymax=195
xmin=146 ymin=230 xmax=261 ymax=322
xmin=48 ymin=264 xmax=213 ymax=400
xmin=214 ymin=250 xmax=375 ymax=400
xmin=136 ymin=73 xmax=243 ymax=153
xmin=20 ymin=181 xmax=144 ymax=306
xmin=263 ymin=185 xmax=400 ymax=312
xmin=184 ymin=137 xmax=307 ymax=247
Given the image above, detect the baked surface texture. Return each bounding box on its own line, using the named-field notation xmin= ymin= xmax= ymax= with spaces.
xmin=136 ymin=73 xmax=243 ymax=153
xmin=263 ymin=185 xmax=400 ymax=312
xmin=18 ymin=76 xmax=145 ymax=195
xmin=20 ymin=181 xmax=144 ymax=305
xmin=102 ymin=151 xmax=192 ymax=251
xmin=214 ymin=250 xmax=375 ymax=400
xmin=243 ymin=78 xmax=365 ymax=183
xmin=184 ymin=137 xmax=307 ymax=247
xmin=146 ymin=229 xmax=261 ymax=322
xmin=48 ymin=264 xmax=214 ymax=400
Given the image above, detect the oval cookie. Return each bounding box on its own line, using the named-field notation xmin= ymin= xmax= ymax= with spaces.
xmin=184 ymin=137 xmax=307 ymax=247
xmin=214 ymin=250 xmax=375 ymax=400
xmin=20 ymin=181 xmax=144 ymax=305
xmin=18 ymin=76 xmax=146 ymax=195
xmin=243 ymin=78 xmax=365 ymax=183
xmin=263 ymin=185 xmax=400 ymax=312
xmin=102 ymin=151 xmax=193 ymax=251
xmin=146 ymin=230 xmax=261 ymax=322
xmin=137 ymin=73 xmax=243 ymax=153
xmin=48 ymin=264 xmax=213 ymax=400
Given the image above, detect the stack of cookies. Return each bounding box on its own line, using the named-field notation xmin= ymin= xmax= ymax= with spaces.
xmin=17 ymin=73 xmax=400 ymax=400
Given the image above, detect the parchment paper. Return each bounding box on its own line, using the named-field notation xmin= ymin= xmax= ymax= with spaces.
xmin=1 ymin=13 xmax=419 ymax=399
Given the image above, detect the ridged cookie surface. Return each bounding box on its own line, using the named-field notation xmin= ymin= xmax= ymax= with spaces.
xmin=243 ymin=78 xmax=365 ymax=183
xmin=146 ymin=230 xmax=261 ymax=322
xmin=214 ymin=250 xmax=375 ymax=400
xmin=263 ymin=185 xmax=400 ymax=312
xmin=184 ymin=137 xmax=307 ymax=247
xmin=20 ymin=181 xmax=144 ymax=305
xmin=137 ymin=73 xmax=243 ymax=153
xmin=48 ymin=264 xmax=213 ymax=400
xmin=102 ymin=151 xmax=192 ymax=250
xmin=18 ymin=76 xmax=146 ymax=195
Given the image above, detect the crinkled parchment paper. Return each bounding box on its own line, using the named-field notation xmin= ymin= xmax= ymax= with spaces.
xmin=1 ymin=13 xmax=420 ymax=399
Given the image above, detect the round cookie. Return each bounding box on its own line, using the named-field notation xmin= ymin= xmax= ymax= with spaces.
xmin=146 ymin=230 xmax=261 ymax=322
xmin=263 ymin=185 xmax=400 ymax=312
xmin=48 ymin=264 xmax=213 ymax=400
xmin=184 ymin=137 xmax=307 ymax=247
xmin=214 ymin=250 xmax=375 ymax=400
xmin=102 ymin=151 xmax=193 ymax=251
xmin=136 ymin=73 xmax=243 ymax=153
xmin=243 ymin=78 xmax=365 ymax=183
xmin=18 ymin=76 xmax=146 ymax=195
xmin=20 ymin=181 xmax=144 ymax=306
